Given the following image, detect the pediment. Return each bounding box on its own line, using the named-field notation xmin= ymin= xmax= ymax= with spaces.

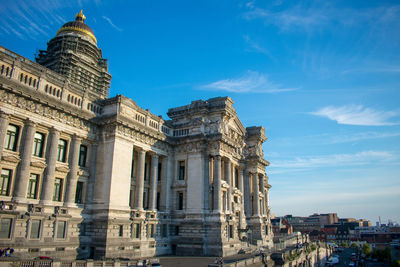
xmin=56 ymin=165 xmax=70 ymax=173
xmin=2 ymin=154 xmax=20 ymax=163
xmin=30 ymin=160 xmax=47 ymax=168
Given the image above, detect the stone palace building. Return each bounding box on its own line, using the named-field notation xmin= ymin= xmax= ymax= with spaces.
xmin=0 ymin=11 xmax=273 ymax=260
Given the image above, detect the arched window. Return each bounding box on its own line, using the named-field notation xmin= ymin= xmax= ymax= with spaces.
xmin=74 ymin=98 xmax=77 ymax=105
xmin=33 ymin=79 xmax=36 ymax=88
xmin=53 ymin=89 xmax=56 ymax=96
xmin=45 ymin=85 xmax=48 ymax=93
xmin=77 ymin=99 xmax=81 ymax=106
xmin=1 ymin=65 xmax=4 ymax=75
xmin=87 ymin=103 xmax=90 ymax=109
xmin=49 ymin=86 xmax=52 ymax=94
xmin=29 ymin=77 xmax=32 ymax=86
xmin=67 ymin=95 xmax=70 ymax=102
xmin=20 ymin=73 xmax=23 ymax=81
xmin=24 ymin=75 xmax=27 ymax=84
xmin=6 ymin=67 xmax=9 ymax=77
xmin=56 ymin=90 xmax=60 ymax=97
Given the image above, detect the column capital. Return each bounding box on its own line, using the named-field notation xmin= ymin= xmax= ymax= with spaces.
xmin=24 ymin=118 xmax=36 ymax=127
xmin=151 ymin=153 xmax=159 ymax=160
xmin=71 ymin=133 xmax=83 ymax=142
xmin=49 ymin=126 xmax=60 ymax=134
xmin=0 ymin=111 xmax=9 ymax=119
xmin=137 ymin=147 xmax=147 ymax=154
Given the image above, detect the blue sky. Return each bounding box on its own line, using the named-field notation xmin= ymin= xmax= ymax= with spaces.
xmin=1 ymin=0 xmax=399 ymax=224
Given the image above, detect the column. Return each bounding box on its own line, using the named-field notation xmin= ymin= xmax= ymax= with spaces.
xmin=64 ymin=135 xmax=81 ymax=206
xmin=135 ymin=148 xmax=146 ymax=210
xmin=159 ymin=156 xmax=168 ymax=211
xmin=259 ymin=174 xmax=265 ymax=215
xmin=85 ymin=143 xmax=97 ymax=204
xmin=149 ymin=154 xmax=158 ymax=210
xmin=40 ymin=127 xmax=60 ymax=204
xmin=225 ymin=158 xmax=232 ymax=212
xmin=252 ymin=172 xmax=260 ymax=216
xmin=0 ymin=112 xmax=9 ymax=161
xmin=12 ymin=119 xmax=35 ymax=202
xmin=213 ymin=155 xmax=221 ymax=212
xmin=238 ymin=166 xmax=246 ymax=227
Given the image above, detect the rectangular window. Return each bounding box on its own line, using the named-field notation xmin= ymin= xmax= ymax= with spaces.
xmin=57 ymin=139 xmax=67 ymax=162
xmin=32 ymin=132 xmax=45 ymax=157
xmin=229 ymin=225 xmax=233 ymax=238
xmin=78 ymin=145 xmax=87 ymax=167
xmin=27 ymin=174 xmax=39 ymax=199
xmin=157 ymin=162 xmax=162 ymax=181
xmin=0 ymin=218 xmax=12 ymax=239
xmin=0 ymin=169 xmax=11 ymax=196
xmin=144 ymin=163 xmax=148 ymax=180
xmin=134 ymin=223 xmax=140 ymax=239
xmin=4 ymin=124 xmax=19 ymax=151
xmin=161 ymin=224 xmax=167 ymax=238
xmin=175 ymin=226 xmax=179 ymax=236
xmin=156 ymin=192 xmax=160 ymax=210
xmin=53 ymin=178 xmax=63 ymax=202
xmin=149 ymin=224 xmax=155 ymax=238
xmin=222 ymin=191 xmax=227 ymax=211
xmin=30 ymin=220 xmax=41 ymax=239
xmin=235 ymin=168 xmax=239 ymax=189
xmin=119 ymin=225 xmax=123 ymax=237
xmin=75 ymin=181 xmax=83 ymax=204
xmin=178 ymin=161 xmax=185 ymax=180
xmin=56 ymin=221 xmax=66 ymax=239
xmin=177 ymin=192 xmax=183 ymax=210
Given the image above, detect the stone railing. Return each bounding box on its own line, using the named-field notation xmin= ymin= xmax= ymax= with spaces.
xmin=0 ymin=258 xmax=159 ymax=267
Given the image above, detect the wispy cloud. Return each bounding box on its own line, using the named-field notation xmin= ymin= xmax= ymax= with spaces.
xmin=310 ymin=105 xmax=400 ymax=126
xmin=243 ymin=35 xmax=275 ymax=61
xmin=271 ymin=150 xmax=396 ymax=170
xmin=243 ymin=3 xmax=400 ymax=33
xmin=342 ymin=67 xmax=400 ymax=75
xmin=102 ymin=16 xmax=122 ymax=32
xmin=200 ymin=71 xmax=297 ymax=93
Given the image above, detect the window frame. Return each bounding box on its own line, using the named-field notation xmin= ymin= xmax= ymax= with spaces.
xmin=29 ymin=219 xmax=42 ymax=240
xmin=0 ymin=169 xmax=12 ymax=196
xmin=27 ymin=173 xmax=40 ymax=199
xmin=178 ymin=160 xmax=185 ymax=180
xmin=0 ymin=217 xmax=13 ymax=239
xmin=55 ymin=220 xmax=67 ymax=239
xmin=32 ymin=132 xmax=45 ymax=157
xmin=4 ymin=124 xmax=20 ymax=151
xmin=53 ymin=178 xmax=63 ymax=202
xmin=57 ymin=139 xmax=68 ymax=162
xmin=78 ymin=145 xmax=87 ymax=167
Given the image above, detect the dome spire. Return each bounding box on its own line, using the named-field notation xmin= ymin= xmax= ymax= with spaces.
xmin=75 ymin=10 xmax=86 ymax=22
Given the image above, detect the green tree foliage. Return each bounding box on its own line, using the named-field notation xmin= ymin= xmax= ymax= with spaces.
xmin=350 ymin=243 xmax=359 ymax=249
xmin=341 ymin=241 xmax=349 ymax=248
xmin=362 ymin=243 xmax=371 ymax=256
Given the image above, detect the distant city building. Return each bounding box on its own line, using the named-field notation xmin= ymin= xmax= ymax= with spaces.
xmin=0 ymin=11 xmax=273 ymax=260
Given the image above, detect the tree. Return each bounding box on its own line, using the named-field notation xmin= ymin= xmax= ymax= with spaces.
xmin=341 ymin=241 xmax=349 ymax=248
xmin=362 ymin=243 xmax=371 ymax=256
xmin=351 ymin=243 xmax=358 ymax=249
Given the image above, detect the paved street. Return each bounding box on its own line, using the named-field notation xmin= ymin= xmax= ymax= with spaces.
xmin=158 ymin=253 xmax=260 ymax=267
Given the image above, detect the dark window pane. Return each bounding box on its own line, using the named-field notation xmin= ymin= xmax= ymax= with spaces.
xmin=0 ymin=218 xmax=12 ymax=239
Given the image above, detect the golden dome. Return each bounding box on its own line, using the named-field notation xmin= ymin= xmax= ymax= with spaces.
xmin=56 ymin=10 xmax=97 ymax=44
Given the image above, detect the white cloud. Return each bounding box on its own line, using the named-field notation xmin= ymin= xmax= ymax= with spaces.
xmin=102 ymin=16 xmax=122 ymax=32
xmin=243 ymin=4 xmax=400 ymax=32
xmin=200 ymin=71 xmax=297 ymax=93
xmin=310 ymin=105 xmax=400 ymax=126
xmin=271 ymin=150 xmax=396 ymax=170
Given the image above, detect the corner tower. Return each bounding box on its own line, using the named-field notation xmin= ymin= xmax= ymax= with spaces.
xmin=36 ymin=10 xmax=111 ymax=99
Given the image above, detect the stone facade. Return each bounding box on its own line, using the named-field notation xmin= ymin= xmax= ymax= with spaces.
xmin=0 ymin=11 xmax=273 ymax=260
